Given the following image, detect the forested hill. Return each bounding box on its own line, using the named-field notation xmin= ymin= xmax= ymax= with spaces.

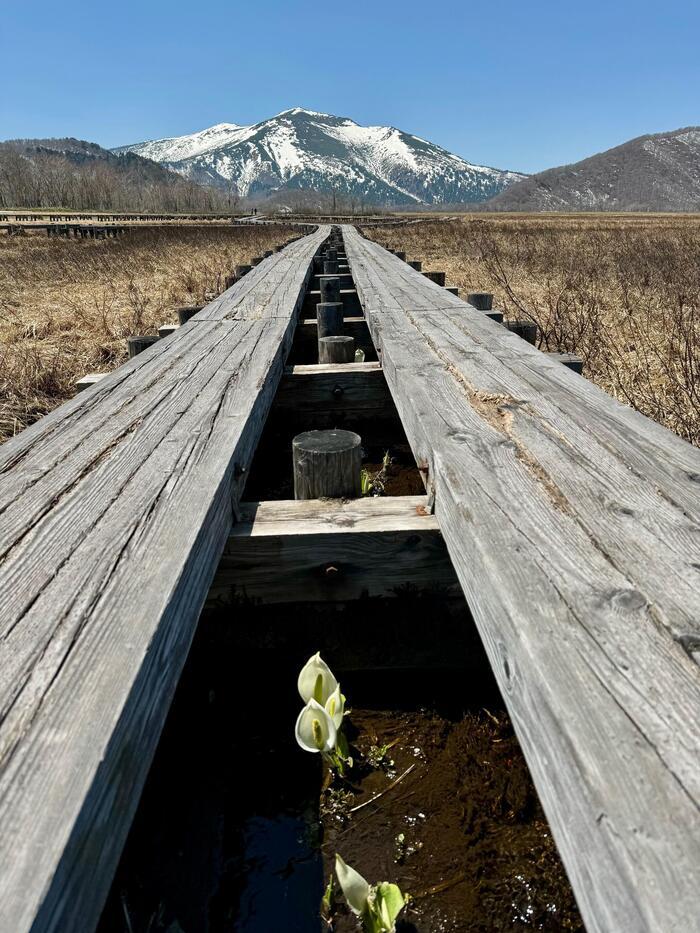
xmin=0 ymin=137 xmax=233 ymax=212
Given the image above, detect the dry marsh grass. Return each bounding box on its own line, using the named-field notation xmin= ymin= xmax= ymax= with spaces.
xmin=0 ymin=225 xmax=294 ymax=442
xmin=364 ymin=214 xmax=700 ymax=445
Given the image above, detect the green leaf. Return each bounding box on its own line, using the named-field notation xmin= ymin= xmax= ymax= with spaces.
xmin=376 ymin=882 xmax=405 ymax=926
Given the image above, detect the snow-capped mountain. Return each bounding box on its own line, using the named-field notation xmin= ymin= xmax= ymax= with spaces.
xmin=114 ymin=109 xmax=525 ymax=206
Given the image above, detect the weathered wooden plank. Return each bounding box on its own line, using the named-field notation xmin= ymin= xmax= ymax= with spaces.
xmin=0 ymin=225 xmax=330 ymax=933
xmin=275 ymin=362 xmax=393 ymax=416
xmin=207 ymin=495 xmax=457 ymax=604
xmin=342 ymin=225 xmax=700 ymax=933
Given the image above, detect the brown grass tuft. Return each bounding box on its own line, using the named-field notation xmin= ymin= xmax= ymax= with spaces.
xmin=363 ymin=214 xmax=700 ymax=445
xmin=0 ymin=225 xmax=294 ymax=441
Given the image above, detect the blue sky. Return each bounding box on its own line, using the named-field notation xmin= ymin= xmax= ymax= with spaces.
xmin=1 ymin=0 xmax=698 ymax=174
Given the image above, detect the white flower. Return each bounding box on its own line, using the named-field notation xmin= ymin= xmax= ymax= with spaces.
xmin=325 ymin=684 xmax=345 ymax=729
xmin=335 ymin=854 xmax=370 ymax=917
xmin=297 ymin=652 xmax=338 ymax=705
xmin=295 ymin=699 xmax=337 ymax=753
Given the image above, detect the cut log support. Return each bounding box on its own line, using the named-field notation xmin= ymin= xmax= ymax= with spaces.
xmin=506 ymin=319 xmax=538 ymax=345
xmin=316 ymin=302 xmax=344 ymax=338
xmin=75 ymin=373 xmax=108 ymax=393
xmin=292 ymin=428 xmax=361 ymax=499
xmin=177 ymin=305 xmax=204 ymax=325
xmin=548 ymin=351 xmax=584 ymax=373
xmin=467 ymin=292 xmax=493 ymax=310
xmin=126 ymin=336 xmax=159 ymax=358
xmin=319 ymin=335 xmax=355 ymax=364
xmin=207 ymin=495 xmax=459 ymax=604
xmin=319 ymin=275 xmax=341 ymax=304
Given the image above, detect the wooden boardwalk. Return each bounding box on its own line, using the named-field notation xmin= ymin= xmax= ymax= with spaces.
xmin=1 ymin=219 xmax=699 ymax=932
xmin=342 ymin=224 xmax=700 ymax=933
xmin=0 ymin=226 xmax=328 ymax=932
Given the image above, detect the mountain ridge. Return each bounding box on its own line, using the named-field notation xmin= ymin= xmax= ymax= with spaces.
xmin=483 ymin=126 xmax=700 ymax=212
xmin=114 ymin=108 xmax=525 ymax=206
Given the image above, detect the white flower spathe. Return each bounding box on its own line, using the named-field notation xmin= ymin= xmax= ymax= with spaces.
xmin=295 ymin=699 xmax=337 ymax=753
xmin=297 ymin=652 xmax=338 ymax=706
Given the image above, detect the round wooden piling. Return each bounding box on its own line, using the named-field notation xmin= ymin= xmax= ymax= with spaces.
xmin=316 ymin=302 xmax=344 ymax=338
xmin=127 ymin=336 xmax=159 ymax=358
xmin=319 ymin=335 xmax=355 ymax=364
xmin=292 ymin=429 xmax=362 ymax=499
xmin=319 ymin=275 xmax=341 ymax=303
xmin=177 ymin=305 xmax=204 ymax=325
xmin=506 ymin=320 xmax=538 ymax=345
xmin=467 ymin=292 xmax=493 ymax=310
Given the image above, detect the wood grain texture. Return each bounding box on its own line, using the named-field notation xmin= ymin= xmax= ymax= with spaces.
xmin=207 ymin=495 xmax=458 ymax=604
xmin=275 ymin=362 xmax=392 ymax=417
xmin=342 ymin=224 xmax=700 ymax=933
xmin=0 ymin=225 xmax=330 ymax=933
xmin=292 ymin=428 xmax=361 ymax=499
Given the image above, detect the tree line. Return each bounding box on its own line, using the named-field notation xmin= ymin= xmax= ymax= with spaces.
xmin=0 ymin=138 xmax=237 ymax=213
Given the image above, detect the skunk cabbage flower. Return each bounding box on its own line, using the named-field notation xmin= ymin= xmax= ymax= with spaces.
xmin=325 ymin=684 xmax=345 ymax=729
xmin=295 ymin=699 xmax=337 ymax=753
xmin=298 ymin=652 xmax=338 ymax=706
xmin=335 ymin=854 xmax=370 ymax=917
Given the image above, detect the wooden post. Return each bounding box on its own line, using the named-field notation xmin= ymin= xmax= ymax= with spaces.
xmin=313 ymin=255 xmax=325 ymax=275
xmin=158 ymin=324 xmax=180 ymax=338
xmin=506 ymin=320 xmax=538 ymax=345
xmin=292 ymin=429 xmax=362 ymax=499
xmin=423 ymin=271 xmax=446 ymax=286
xmin=177 ymin=305 xmax=204 ymax=325
xmin=446 ymin=286 xmax=459 ymax=296
xmin=327 ymin=247 xmax=338 ymax=262
xmin=316 ymin=302 xmax=344 ymax=338
xmin=547 ymin=352 xmax=584 ymax=374
xmin=468 ymin=292 xmax=493 ymax=310
xmin=319 ymin=275 xmax=341 ymax=304
xmin=263 ymin=250 xmax=273 ymax=257
xmin=235 ymin=264 xmax=252 ymax=278
xmin=251 ymin=256 xmax=263 ymax=265
xmin=319 ymin=335 xmax=355 ymax=364
xmin=408 ymin=260 xmax=422 ymax=271
xmin=324 ymin=259 xmax=339 ymax=274
xmin=395 ymin=251 xmax=406 ymax=261
xmin=127 ymin=336 xmax=158 ymax=358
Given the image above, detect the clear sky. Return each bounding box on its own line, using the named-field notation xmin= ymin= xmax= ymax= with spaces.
xmin=1 ymin=0 xmax=698 ymax=174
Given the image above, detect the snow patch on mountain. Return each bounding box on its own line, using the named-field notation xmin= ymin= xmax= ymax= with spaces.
xmin=115 ymin=109 xmax=525 ymax=205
